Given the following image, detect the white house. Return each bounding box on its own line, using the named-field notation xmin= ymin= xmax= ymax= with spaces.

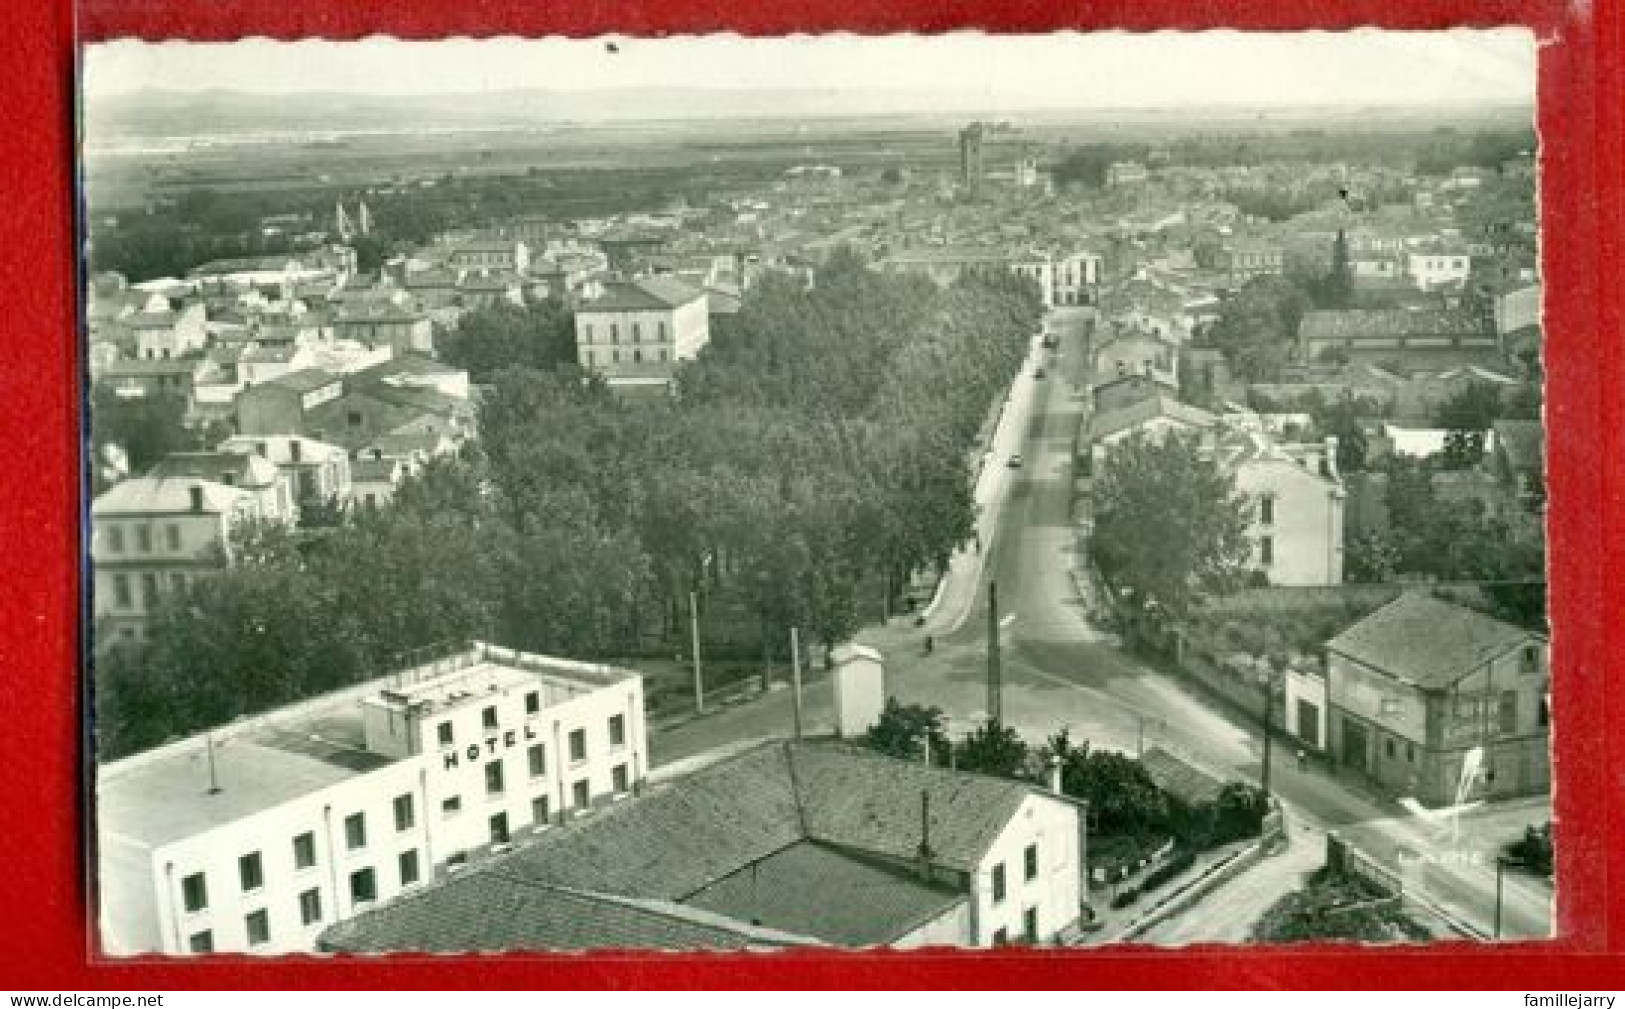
xmin=574 ymin=277 xmax=710 ymax=392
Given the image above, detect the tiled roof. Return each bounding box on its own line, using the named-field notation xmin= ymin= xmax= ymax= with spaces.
xmin=91 ymin=476 xmax=252 ymax=516
xmin=580 ymin=277 xmax=705 ymax=313
xmin=1140 ymin=747 xmax=1227 ymax=807
xmin=326 ymin=741 xmax=1053 ymax=952
xmin=498 ymin=743 xmax=803 ymax=900
xmin=1299 ymin=309 xmax=1485 ymax=341
xmin=259 ymin=367 xmax=340 ymax=394
xmin=1325 ymin=593 xmax=1540 ymax=690
xmin=1089 ymin=395 xmax=1216 ymax=443
xmin=145 ymin=451 xmax=280 ymax=488
xmin=684 ymin=841 xmax=965 ymax=947
xmin=320 ymin=872 xmax=811 ymax=953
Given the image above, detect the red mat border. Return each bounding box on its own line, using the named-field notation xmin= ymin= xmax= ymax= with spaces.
xmin=5 ymin=0 xmax=1618 ymax=988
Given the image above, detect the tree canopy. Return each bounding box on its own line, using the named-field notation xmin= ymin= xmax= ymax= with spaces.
xmin=1091 ymin=430 xmax=1253 ymax=614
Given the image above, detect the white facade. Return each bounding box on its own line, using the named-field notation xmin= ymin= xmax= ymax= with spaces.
xmin=575 ymin=293 xmax=709 ymax=388
xmin=97 ymin=644 xmax=648 ymax=955
xmin=1406 ymin=249 xmax=1472 ymax=291
xmin=969 ymin=793 xmax=1085 ymax=945
xmin=1231 ymin=455 xmax=1345 ymax=587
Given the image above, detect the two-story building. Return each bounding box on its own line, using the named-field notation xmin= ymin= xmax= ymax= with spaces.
xmin=1213 ymin=430 xmax=1345 ymax=586
xmin=96 ymin=642 xmax=649 ymax=955
xmin=129 ymin=303 xmax=210 ymax=361
xmin=89 ymin=477 xmax=260 ymax=643
xmin=574 ymin=277 xmax=710 ymax=393
xmin=1405 ymin=246 xmax=1473 ymax=291
xmin=1323 ymin=593 xmax=1550 ymax=805
xmin=332 ymin=303 xmax=434 ymax=358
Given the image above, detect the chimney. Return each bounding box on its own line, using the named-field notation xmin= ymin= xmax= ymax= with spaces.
xmin=290 ymin=439 xmax=302 ymax=463
xmin=188 ymin=485 xmax=205 ymax=513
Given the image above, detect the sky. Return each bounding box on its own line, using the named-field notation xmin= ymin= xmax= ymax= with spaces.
xmin=85 ymin=30 xmax=1536 ymax=110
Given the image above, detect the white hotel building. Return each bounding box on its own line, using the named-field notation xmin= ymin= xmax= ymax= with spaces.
xmin=96 ymin=643 xmax=648 ymax=955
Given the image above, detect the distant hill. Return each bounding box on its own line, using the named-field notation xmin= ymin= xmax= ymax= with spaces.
xmin=85 ymin=86 xmax=1533 ymax=138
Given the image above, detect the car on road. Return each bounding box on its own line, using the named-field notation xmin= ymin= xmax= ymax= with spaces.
xmin=1008 ymin=453 xmax=1023 ymax=468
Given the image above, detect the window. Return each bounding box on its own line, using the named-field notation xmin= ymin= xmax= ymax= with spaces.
xmin=1539 ymin=696 xmax=1550 ymax=727
xmin=106 ymin=525 xmax=124 ymax=553
xmin=436 ymin=722 xmax=454 ymax=747
xmin=136 ymin=524 xmax=152 ymax=553
xmin=485 ymin=760 xmax=506 ymax=796
xmin=441 ymin=796 xmax=462 ymax=817
xmin=632 ymin=349 xmax=642 ymax=364
xmin=347 ymin=410 xmax=362 ymax=429
xmin=349 ymin=867 xmax=377 ymax=904
xmin=1024 ymin=844 xmax=1039 ymax=882
xmin=528 ymin=743 xmax=546 ymax=778
xmin=245 ymin=909 xmax=270 ymax=946
xmin=632 ymin=323 xmax=641 ymax=343
xmin=490 ymin=813 xmax=511 ymax=845
xmin=524 ymin=691 xmax=540 ymax=715
xmin=572 ymin=780 xmax=590 ymax=810
xmin=1499 ymin=691 xmax=1519 ymax=734
xmin=658 ymin=322 xmax=668 ymax=340
xmin=165 ymin=524 xmax=181 ymax=550
xmin=610 ymin=324 xmax=619 ymax=343
xmin=611 ymin=349 xmax=620 ymax=364
xmin=482 ymin=706 xmax=498 ymax=730
xmin=1259 ymin=536 xmax=1274 ymax=566
xmin=608 ymin=714 xmax=626 ymax=748
xmin=142 ymin=573 xmax=159 ymax=605
xmin=1385 ymin=738 xmax=1396 ymax=759
xmin=393 ymin=793 xmax=415 ymax=832
xmin=293 ymin=832 xmax=316 ymax=870
xmin=991 ymin=863 xmax=1007 ymax=903
xmin=298 ymin=888 xmax=323 ymax=926
xmin=658 ymin=349 xmax=668 ymax=362
xmin=612 ymin=764 xmax=630 ymax=794
xmin=238 ymin=852 xmax=264 ymax=892
xmin=1023 ymin=906 xmax=1039 ymax=943
xmin=112 ymin=574 xmax=132 ymax=609
xmin=170 ymin=573 xmax=186 ymax=594
xmin=398 ymin=849 xmax=421 ymax=887
xmin=531 ymin=795 xmax=551 ymax=825
xmin=992 ymin=927 xmax=1009 ymax=946
xmin=1521 ymin=645 xmax=1540 ymax=672
xmin=1259 ymin=494 xmax=1275 ymax=526
xmin=187 ymin=931 xmax=213 ymax=954
xmin=181 ymin=872 xmax=208 ymax=913
xmin=569 ymin=728 xmax=587 ymax=763
xmin=343 ymin=812 xmax=366 ymax=850
xmin=582 ymin=323 xmax=593 ymax=342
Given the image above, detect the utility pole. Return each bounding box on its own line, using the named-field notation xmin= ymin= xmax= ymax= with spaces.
xmin=690 ymin=591 xmax=705 ymax=714
xmin=789 ymin=626 xmax=804 ymax=740
xmin=1261 ymin=675 xmax=1275 ymax=796
xmin=987 ymin=580 xmax=1002 ymax=727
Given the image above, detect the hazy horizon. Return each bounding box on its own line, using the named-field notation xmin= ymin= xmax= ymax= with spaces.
xmin=86 ymin=30 xmax=1536 ymax=113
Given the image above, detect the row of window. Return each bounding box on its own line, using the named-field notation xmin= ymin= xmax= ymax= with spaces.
xmin=988 ymin=842 xmax=1042 ymax=905
xmin=107 ymin=571 xmax=189 ymax=610
xmin=436 ymin=711 xmax=625 ymax=760
xmin=102 ymin=522 xmax=182 ymax=555
xmin=581 ymin=321 xmax=669 ymax=344
xmin=439 ymin=765 xmax=630 ymax=820
xmin=584 ymin=348 xmax=668 ymax=367
xmin=989 ymin=906 xmax=1042 ymax=946
xmin=184 ymin=850 xmax=423 ymax=953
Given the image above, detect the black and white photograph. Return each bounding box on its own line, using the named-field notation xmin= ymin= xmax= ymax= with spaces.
xmin=82 ymin=30 xmax=1551 ymax=955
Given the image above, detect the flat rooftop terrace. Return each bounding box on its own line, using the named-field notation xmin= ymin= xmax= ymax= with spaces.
xmin=98 ymin=643 xmax=639 ymax=849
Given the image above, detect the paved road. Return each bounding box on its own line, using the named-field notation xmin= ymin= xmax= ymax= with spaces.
xmin=650 ymin=307 xmax=1553 ymax=941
